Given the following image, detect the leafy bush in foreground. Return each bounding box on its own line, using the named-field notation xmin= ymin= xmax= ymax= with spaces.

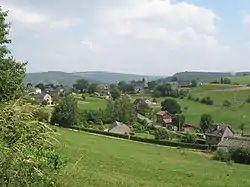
xmin=0 ymin=104 xmax=63 ymax=187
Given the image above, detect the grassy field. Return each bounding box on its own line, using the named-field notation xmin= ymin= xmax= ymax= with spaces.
xmin=130 ymin=85 xmax=250 ymax=133
xmin=58 ymin=128 xmax=250 ymax=187
xmin=77 ymin=96 xmax=107 ymax=110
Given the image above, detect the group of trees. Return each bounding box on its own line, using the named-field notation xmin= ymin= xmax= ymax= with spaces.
xmin=51 ymin=95 xmax=137 ymax=129
xmin=152 ymin=83 xmax=189 ymax=98
xmin=0 ymin=9 xmax=62 ymax=186
xmin=220 ymin=77 xmax=231 ymax=84
xmin=72 ymin=79 xmax=99 ymax=94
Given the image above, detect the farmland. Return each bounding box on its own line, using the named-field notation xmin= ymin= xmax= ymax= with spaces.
xmin=58 ymin=128 xmax=250 ymax=187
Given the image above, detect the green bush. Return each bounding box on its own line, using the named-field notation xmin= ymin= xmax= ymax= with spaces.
xmin=33 ymin=108 xmax=50 ymax=123
xmin=82 ymin=94 xmax=86 ymax=100
xmin=246 ymin=96 xmax=250 ymax=103
xmin=223 ymin=100 xmax=231 ymax=107
xmin=181 ymin=134 xmax=197 ymax=143
xmin=213 ymin=149 xmax=230 ymax=162
xmin=154 ymin=128 xmax=170 ymax=140
xmin=229 ymin=147 xmax=250 ymax=164
xmin=0 ymin=105 xmax=63 ymax=187
xmin=201 ymin=97 xmax=214 ymax=105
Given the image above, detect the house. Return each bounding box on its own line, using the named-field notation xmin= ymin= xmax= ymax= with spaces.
xmin=108 ymin=121 xmax=131 ymax=135
xmin=156 ymin=111 xmax=173 ymax=126
xmin=205 ymin=124 xmax=234 ymax=146
xmin=35 ymin=93 xmax=53 ymax=105
xmin=133 ymin=98 xmax=151 ymax=108
xmin=182 ymin=124 xmax=197 ymax=133
xmin=131 ymin=78 xmax=148 ymax=93
xmin=218 ymin=137 xmax=250 ymax=150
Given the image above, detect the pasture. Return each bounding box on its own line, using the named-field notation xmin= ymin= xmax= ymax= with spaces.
xmin=58 ymin=128 xmax=250 ymax=187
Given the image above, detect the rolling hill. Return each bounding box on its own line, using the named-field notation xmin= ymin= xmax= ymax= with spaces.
xmin=24 ymin=71 xmax=164 ymax=86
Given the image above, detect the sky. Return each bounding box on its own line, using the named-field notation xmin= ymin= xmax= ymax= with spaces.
xmin=1 ymin=0 xmax=250 ymax=76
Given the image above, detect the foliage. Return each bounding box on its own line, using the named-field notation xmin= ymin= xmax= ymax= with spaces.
xmin=229 ymin=147 xmax=250 ymax=164
xmin=223 ymin=100 xmax=231 ymax=107
xmin=105 ymin=97 xmax=136 ymax=125
xmin=199 ymin=114 xmax=214 ymax=132
xmin=154 ymin=128 xmax=170 ymax=140
xmin=0 ymin=10 xmax=26 ymax=102
xmin=147 ymin=81 xmax=157 ymax=90
xmin=81 ymin=94 xmax=86 ymax=100
xmin=152 ymin=98 xmax=157 ymax=103
xmin=161 ymin=99 xmax=182 ymax=114
xmin=0 ymin=104 xmax=63 ymax=187
xmin=33 ymin=108 xmax=50 ymax=123
xmin=136 ymin=102 xmax=152 ymax=117
xmin=88 ymin=83 xmax=99 ymax=94
xmin=153 ymin=83 xmax=172 ymax=97
xmin=73 ymin=79 xmax=89 ymax=93
xmin=246 ymin=96 xmax=250 ymax=103
xmin=35 ymin=83 xmax=45 ymax=92
xmin=181 ymin=134 xmax=197 ymax=143
xmin=51 ymin=95 xmax=78 ymax=127
xmin=118 ymin=81 xmax=134 ymax=93
xmin=172 ymin=114 xmax=186 ymax=131
xmin=223 ymin=78 xmax=231 ymax=84
xmin=201 ymin=96 xmax=214 ymax=105
xmin=169 ymin=89 xmax=180 ymax=98
xmin=191 ymin=80 xmax=198 ymax=87
xmin=213 ymin=149 xmax=230 ymax=162
xmin=110 ymin=87 xmax=121 ymax=100
xmin=239 ymin=123 xmax=245 ymax=136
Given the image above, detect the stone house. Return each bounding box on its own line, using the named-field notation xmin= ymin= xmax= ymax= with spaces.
xmin=205 ymin=124 xmax=234 ymax=146
xmin=218 ymin=137 xmax=250 ymax=150
xmin=156 ymin=111 xmax=173 ymax=126
xmin=131 ymin=78 xmax=148 ymax=93
xmin=35 ymin=93 xmax=53 ymax=105
xmin=108 ymin=121 xmax=131 ymax=135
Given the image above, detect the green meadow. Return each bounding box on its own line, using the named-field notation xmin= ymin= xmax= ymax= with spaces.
xmin=58 ymin=128 xmax=250 ymax=187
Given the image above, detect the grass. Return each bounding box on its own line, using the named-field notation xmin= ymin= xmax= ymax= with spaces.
xmin=58 ymin=128 xmax=250 ymax=187
xmin=77 ymin=96 xmax=107 ymax=110
xmin=130 ymin=84 xmax=250 ymax=133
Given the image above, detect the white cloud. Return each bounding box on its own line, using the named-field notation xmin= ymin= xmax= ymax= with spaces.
xmin=243 ymin=13 xmax=250 ymax=24
xmin=1 ymin=2 xmax=75 ymax=30
xmin=80 ymin=41 xmax=93 ymax=50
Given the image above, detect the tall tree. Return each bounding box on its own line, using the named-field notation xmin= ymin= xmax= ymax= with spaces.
xmin=110 ymin=87 xmax=121 ymax=100
xmin=239 ymin=123 xmax=245 ymax=137
xmin=0 ymin=10 xmax=26 ymax=102
xmin=199 ymin=113 xmax=213 ymax=132
xmin=161 ymin=99 xmax=181 ymax=114
xmin=35 ymin=83 xmax=45 ymax=92
xmin=172 ymin=114 xmax=186 ymax=131
xmin=51 ymin=95 xmax=78 ymax=127
xmin=88 ymin=83 xmax=99 ymax=94
xmin=73 ymin=79 xmax=89 ymax=93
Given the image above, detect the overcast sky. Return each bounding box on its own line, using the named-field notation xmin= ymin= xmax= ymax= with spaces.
xmin=1 ymin=0 xmax=250 ymax=75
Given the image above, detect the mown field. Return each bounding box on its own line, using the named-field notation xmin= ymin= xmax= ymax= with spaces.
xmin=58 ymin=129 xmax=250 ymax=187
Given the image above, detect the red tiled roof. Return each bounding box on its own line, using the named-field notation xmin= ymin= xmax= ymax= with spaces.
xmin=157 ymin=111 xmax=168 ymax=116
xmin=163 ymin=118 xmax=172 ymax=124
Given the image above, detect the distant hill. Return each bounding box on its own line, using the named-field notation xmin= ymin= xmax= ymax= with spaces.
xmin=24 ymin=71 xmax=164 ymax=86
xmin=173 ymin=71 xmax=233 ymax=81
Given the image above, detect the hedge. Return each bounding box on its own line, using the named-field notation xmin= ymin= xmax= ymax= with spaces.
xmin=69 ymin=126 xmax=213 ymax=151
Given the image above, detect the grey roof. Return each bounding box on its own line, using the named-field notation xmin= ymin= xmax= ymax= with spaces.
xmin=35 ymin=93 xmax=46 ymax=100
xmin=133 ymin=98 xmax=147 ymax=106
xmin=108 ymin=121 xmax=131 ymax=135
xmin=218 ymin=137 xmax=250 ymax=149
xmin=205 ymin=124 xmax=234 ymax=137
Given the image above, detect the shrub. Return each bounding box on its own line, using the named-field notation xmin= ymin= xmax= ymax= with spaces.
xmin=223 ymin=100 xmax=231 ymax=107
xmin=201 ymin=97 xmax=214 ymax=105
xmin=181 ymin=134 xmax=197 ymax=143
xmin=82 ymin=94 xmax=86 ymax=100
xmin=0 ymin=104 xmax=63 ymax=187
xmin=152 ymin=98 xmax=157 ymax=103
xmin=154 ymin=128 xmax=170 ymax=140
xmin=229 ymin=147 xmax=250 ymax=164
xmin=246 ymin=96 xmax=250 ymax=103
xmin=33 ymin=108 xmax=50 ymax=123
xmin=213 ymin=149 xmax=230 ymax=162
